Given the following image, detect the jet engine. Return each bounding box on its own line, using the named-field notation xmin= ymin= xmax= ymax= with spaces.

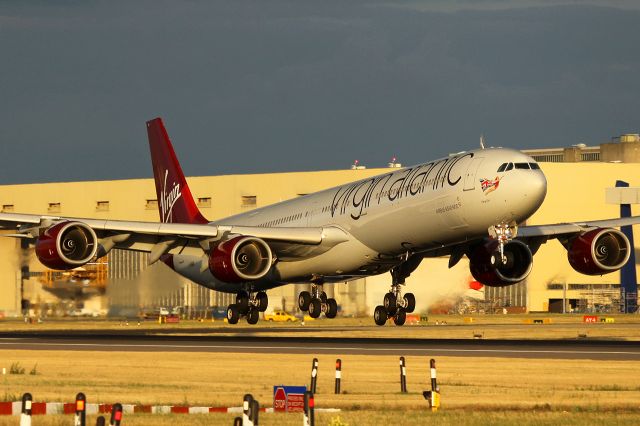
xmin=209 ymin=236 xmax=273 ymax=283
xmin=468 ymin=239 xmax=533 ymax=287
xmin=567 ymin=228 xmax=630 ymax=275
xmin=35 ymin=221 xmax=98 ymax=270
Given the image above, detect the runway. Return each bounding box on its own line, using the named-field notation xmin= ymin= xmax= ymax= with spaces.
xmin=1 ymin=331 xmax=639 ymax=360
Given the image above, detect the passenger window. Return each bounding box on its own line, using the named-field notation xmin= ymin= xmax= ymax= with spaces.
xmin=497 ymin=163 xmax=507 ymax=172
xmin=514 ymin=163 xmax=530 ymax=169
xmin=529 ymin=163 xmax=540 ymax=170
xmin=505 ymin=163 xmax=514 ymax=171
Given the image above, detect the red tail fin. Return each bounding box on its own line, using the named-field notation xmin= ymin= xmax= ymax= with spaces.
xmin=146 ymin=118 xmax=208 ymax=224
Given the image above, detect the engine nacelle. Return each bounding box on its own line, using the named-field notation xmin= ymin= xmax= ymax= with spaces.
xmin=468 ymin=239 xmax=533 ymax=287
xmin=209 ymin=236 xmax=273 ymax=283
xmin=568 ymin=228 xmax=630 ymax=275
xmin=35 ymin=221 xmax=98 ymax=270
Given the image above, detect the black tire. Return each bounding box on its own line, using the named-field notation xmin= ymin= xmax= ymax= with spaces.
xmin=227 ymin=304 xmax=240 ymax=325
xmin=394 ymin=309 xmax=406 ymax=326
xmin=298 ymin=291 xmax=312 ymax=311
xmin=374 ymin=305 xmax=387 ymax=326
xmin=256 ymin=291 xmax=269 ymax=312
xmin=236 ymin=291 xmax=250 ymax=314
xmin=246 ymin=308 xmax=259 ymax=325
xmin=404 ymin=293 xmax=416 ymax=313
xmin=383 ymin=292 xmax=397 ymax=315
xmin=326 ymin=298 xmax=338 ymax=319
xmin=320 ymin=292 xmax=328 ymax=303
xmin=308 ymin=298 xmax=322 ymax=318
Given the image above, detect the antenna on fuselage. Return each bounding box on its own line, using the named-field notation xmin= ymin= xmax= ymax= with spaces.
xmin=480 ymin=134 xmax=486 ymax=149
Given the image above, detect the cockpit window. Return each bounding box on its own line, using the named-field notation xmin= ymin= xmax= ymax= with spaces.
xmin=497 ymin=163 xmax=507 ymax=172
xmin=529 ymin=162 xmax=540 ymax=170
xmin=505 ymin=163 xmax=514 ymax=171
xmin=515 ymin=162 xmax=530 ymax=169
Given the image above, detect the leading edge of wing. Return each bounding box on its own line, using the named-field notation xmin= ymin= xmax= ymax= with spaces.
xmin=518 ymin=215 xmax=640 ymax=238
xmin=0 ymin=212 xmax=347 ymax=246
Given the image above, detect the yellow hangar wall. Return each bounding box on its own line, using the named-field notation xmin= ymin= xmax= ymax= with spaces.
xmin=0 ymin=162 xmax=637 ymax=316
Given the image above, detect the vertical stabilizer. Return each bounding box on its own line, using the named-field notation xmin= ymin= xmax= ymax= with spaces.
xmin=146 ymin=118 xmax=208 ymax=224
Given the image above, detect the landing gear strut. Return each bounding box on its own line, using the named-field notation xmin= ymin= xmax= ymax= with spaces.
xmin=489 ymin=221 xmax=518 ymax=266
xmin=374 ymin=265 xmax=416 ymax=326
xmin=298 ymin=283 xmax=338 ymax=319
xmin=227 ymin=289 xmax=269 ymax=325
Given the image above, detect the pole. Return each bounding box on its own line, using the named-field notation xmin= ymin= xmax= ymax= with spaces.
xmin=242 ymin=394 xmax=254 ymax=426
xmin=95 ymin=416 xmax=105 ymax=426
xmin=20 ymin=393 xmax=32 ymax=426
xmin=109 ymin=403 xmax=123 ymax=426
xmin=334 ymin=359 xmax=342 ymax=394
xmin=74 ymin=392 xmax=86 ymax=426
xmin=430 ymin=358 xmax=437 ymax=392
xmin=399 ymin=356 xmax=407 ymax=393
xmin=310 ymin=358 xmax=318 ymax=394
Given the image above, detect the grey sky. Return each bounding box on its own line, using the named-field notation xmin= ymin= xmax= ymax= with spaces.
xmin=1 ymin=1 xmax=639 ymax=184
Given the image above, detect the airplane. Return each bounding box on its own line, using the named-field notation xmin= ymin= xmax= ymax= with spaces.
xmin=1 ymin=117 xmax=638 ymax=325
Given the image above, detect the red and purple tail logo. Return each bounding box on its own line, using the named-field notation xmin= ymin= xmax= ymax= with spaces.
xmin=479 ymin=176 xmax=501 ymax=194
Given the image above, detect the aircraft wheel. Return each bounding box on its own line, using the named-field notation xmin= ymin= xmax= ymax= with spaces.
xmin=236 ymin=291 xmax=250 ymax=314
xmin=326 ymin=298 xmax=338 ymax=319
xmin=298 ymin=291 xmax=312 ymax=311
xmin=383 ymin=292 xmax=397 ymax=316
xmin=404 ymin=293 xmax=416 ymax=313
xmin=227 ymin=304 xmax=240 ymax=325
xmin=256 ymin=291 xmax=269 ymax=312
xmin=320 ymin=292 xmax=328 ymax=303
xmin=246 ymin=308 xmax=259 ymax=325
xmin=374 ymin=305 xmax=387 ymax=326
xmin=394 ymin=309 xmax=407 ymax=326
xmin=308 ymin=298 xmax=322 ymax=319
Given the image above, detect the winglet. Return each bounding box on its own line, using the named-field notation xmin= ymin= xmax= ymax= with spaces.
xmin=146 ymin=118 xmax=208 ymax=224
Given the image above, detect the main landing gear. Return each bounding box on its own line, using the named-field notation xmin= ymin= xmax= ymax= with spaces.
xmin=298 ymin=284 xmax=338 ymax=319
xmin=227 ymin=290 xmax=268 ymax=325
xmin=374 ymin=264 xmax=417 ymax=326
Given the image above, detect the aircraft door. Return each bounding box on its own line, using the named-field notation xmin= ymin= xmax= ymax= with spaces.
xmin=463 ymin=158 xmax=483 ymax=191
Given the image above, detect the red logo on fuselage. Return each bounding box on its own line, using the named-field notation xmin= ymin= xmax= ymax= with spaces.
xmin=479 ymin=176 xmax=501 ymax=194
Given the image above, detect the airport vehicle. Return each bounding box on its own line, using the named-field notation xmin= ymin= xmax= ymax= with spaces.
xmin=264 ymin=310 xmax=298 ymax=322
xmin=1 ymin=118 xmax=638 ymax=326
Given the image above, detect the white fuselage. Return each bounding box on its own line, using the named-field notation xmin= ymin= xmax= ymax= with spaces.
xmin=170 ymin=147 xmax=547 ymax=292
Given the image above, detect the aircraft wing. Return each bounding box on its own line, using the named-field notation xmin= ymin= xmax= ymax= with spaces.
xmin=0 ymin=212 xmax=350 ymax=262
xmin=518 ymin=216 xmax=640 ymax=239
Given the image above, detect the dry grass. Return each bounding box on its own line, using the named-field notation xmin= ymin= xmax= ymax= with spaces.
xmin=0 ymin=350 xmax=640 ymax=425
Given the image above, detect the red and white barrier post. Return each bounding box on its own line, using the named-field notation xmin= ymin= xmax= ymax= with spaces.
xmin=20 ymin=393 xmax=32 ymax=426
xmin=310 ymin=358 xmax=318 ymax=394
xmin=334 ymin=359 xmax=342 ymax=394
xmin=74 ymin=392 xmax=86 ymax=426
xmin=303 ymin=391 xmax=314 ymax=426
xmin=109 ymin=403 xmax=123 ymax=426
xmin=242 ymin=394 xmax=254 ymax=426
xmin=399 ymin=357 xmax=407 ymax=393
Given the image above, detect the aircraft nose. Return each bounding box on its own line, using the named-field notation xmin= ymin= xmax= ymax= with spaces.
xmin=522 ymin=170 xmax=547 ymax=214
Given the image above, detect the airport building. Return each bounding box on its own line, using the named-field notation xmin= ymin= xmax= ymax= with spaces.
xmin=1 ymin=135 xmax=639 ymax=318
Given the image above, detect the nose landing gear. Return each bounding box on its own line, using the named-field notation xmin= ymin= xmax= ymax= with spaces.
xmin=298 ymin=283 xmax=338 ymax=319
xmin=227 ymin=289 xmax=269 ymax=325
